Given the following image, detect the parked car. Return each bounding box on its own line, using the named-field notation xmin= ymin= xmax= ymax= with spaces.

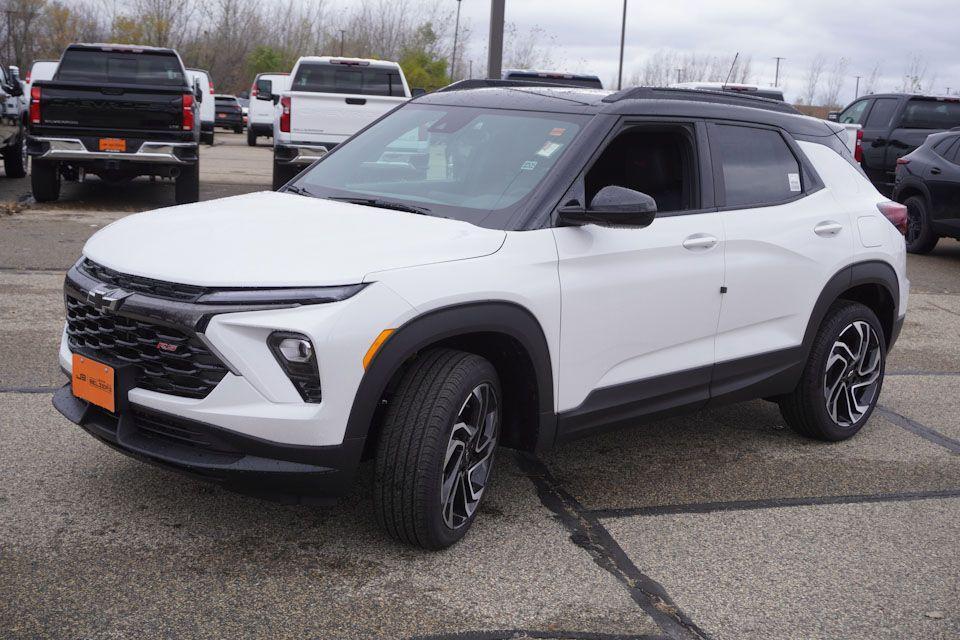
xmin=269 ymin=57 xmax=411 ymax=189
xmin=0 ymin=63 xmax=25 ymax=178
xmin=247 ymin=72 xmax=288 ymax=147
xmin=893 ymin=129 xmax=960 ymax=253
xmin=27 ymin=43 xmax=201 ymax=204
xmin=502 ymin=68 xmax=603 ymax=89
xmin=830 ymin=93 xmax=960 ymax=194
xmin=214 ymin=94 xmax=244 ymax=133
xmin=186 ymin=68 xmax=216 ymax=145
xmin=53 ymin=83 xmax=908 ymax=549
xmin=669 ymin=81 xmax=785 ymax=101
xmin=24 ymin=60 xmax=57 ymax=116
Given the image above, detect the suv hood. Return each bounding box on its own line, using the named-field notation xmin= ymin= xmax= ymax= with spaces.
xmin=83 ymin=191 xmax=506 ymax=287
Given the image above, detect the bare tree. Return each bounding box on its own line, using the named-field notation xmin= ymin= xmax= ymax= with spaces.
xmin=862 ymin=61 xmax=883 ymax=95
xmin=800 ymin=54 xmax=826 ymax=105
xmin=820 ymin=57 xmax=848 ymax=108
xmin=899 ymin=54 xmax=930 ymax=93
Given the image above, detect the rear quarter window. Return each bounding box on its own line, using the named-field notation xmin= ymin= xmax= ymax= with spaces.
xmin=711 ymin=124 xmax=804 ymax=208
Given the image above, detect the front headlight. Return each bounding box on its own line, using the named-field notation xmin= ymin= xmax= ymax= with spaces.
xmin=268 ymin=331 xmax=322 ymax=403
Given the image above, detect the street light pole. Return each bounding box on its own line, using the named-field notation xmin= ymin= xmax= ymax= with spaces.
xmin=676 ymin=68 xmax=682 ymax=84
xmin=487 ymin=0 xmax=505 ymax=79
xmin=451 ymin=0 xmax=463 ymax=81
xmin=617 ymin=0 xmax=628 ymax=90
xmin=854 ymin=75 xmax=862 ymax=99
xmin=773 ymin=56 xmax=784 ymax=87
xmin=339 ymin=30 xmax=346 ymax=56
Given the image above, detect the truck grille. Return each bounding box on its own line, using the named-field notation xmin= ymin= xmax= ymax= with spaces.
xmin=79 ymin=259 xmax=208 ymax=303
xmin=65 ymin=295 xmax=228 ymax=399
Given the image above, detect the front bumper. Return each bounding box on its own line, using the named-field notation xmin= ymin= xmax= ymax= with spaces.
xmin=53 ymin=384 xmax=363 ymax=503
xmin=27 ymin=136 xmax=199 ymax=165
xmin=275 ymin=142 xmax=338 ymax=165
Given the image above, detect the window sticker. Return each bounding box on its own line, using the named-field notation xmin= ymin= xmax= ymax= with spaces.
xmin=427 ymin=145 xmax=447 ymax=180
xmin=788 ymin=173 xmax=801 ymax=192
xmin=549 ymin=127 xmax=567 ymax=137
xmin=520 ymin=160 xmax=538 ymax=171
xmin=536 ymin=141 xmax=562 ymax=157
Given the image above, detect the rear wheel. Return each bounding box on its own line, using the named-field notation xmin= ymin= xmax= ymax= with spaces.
xmin=272 ymin=160 xmax=299 ymax=190
xmin=904 ymin=195 xmax=938 ymax=254
xmin=374 ymin=348 xmax=501 ymax=549
xmin=201 ymin=131 xmax=214 ymax=145
xmin=233 ymin=126 xmax=243 ymax=134
xmin=247 ymin=128 xmax=256 ymax=146
xmin=174 ymin=163 xmax=200 ymax=204
xmin=778 ymin=301 xmax=885 ymax=441
xmin=3 ymin=132 xmax=26 ymax=178
xmin=31 ymin=160 xmax=61 ymax=202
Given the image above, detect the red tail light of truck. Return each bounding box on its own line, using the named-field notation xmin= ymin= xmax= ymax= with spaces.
xmin=280 ymin=96 xmax=291 ymax=132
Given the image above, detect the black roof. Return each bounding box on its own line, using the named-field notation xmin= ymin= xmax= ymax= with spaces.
xmin=66 ymin=43 xmax=179 ymax=55
xmin=417 ymin=83 xmax=842 ymax=138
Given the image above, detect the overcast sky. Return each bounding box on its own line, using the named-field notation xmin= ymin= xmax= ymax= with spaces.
xmin=453 ymin=0 xmax=960 ymax=102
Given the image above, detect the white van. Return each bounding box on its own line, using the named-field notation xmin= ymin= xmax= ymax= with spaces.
xmin=186 ymin=68 xmax=216 ymax=145
xmin=247 ymin=72 xmax=288 ymax=146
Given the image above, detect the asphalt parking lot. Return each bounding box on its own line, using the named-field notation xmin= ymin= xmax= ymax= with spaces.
xmin=1 ymin=133 xmax=958 ymax=640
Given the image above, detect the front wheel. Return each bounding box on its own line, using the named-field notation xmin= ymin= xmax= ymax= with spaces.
xmin=3 ymin=132 xmax=27 ymax=178
xmin=778 ymin=301 xmax=886 ymax=441
xmin=247 ymin=128 xmax=256 ymax=146
xmin=374 ymin=348 xmax=501 ymax=549
xmin=904 ymin=196 xmax=938 ymax=254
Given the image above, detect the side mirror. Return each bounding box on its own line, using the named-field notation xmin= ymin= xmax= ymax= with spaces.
xmin=827 ymin=111 xmax=840 ymax=122
xmin=558 ymin=185 xmax=657 ymax=228
xmin=411 ymin=87 xmax=427 ymax=97
xmin=194 ymin=83 xmax=203 ymax=102
xmin=256 ymin=90 xmax=273 ymax=102
xmin=4 ymin=79 xmax=22 ymax=97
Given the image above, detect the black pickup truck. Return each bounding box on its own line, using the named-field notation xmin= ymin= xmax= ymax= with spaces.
xmin=831 ymin=93 xmax=960 ymax=194
xmin=26 ymin=43 xmax=202 ymax=204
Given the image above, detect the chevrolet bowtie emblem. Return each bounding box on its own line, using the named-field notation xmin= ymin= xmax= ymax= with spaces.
xmin=86 ymin=286 xmax=133 ymax=312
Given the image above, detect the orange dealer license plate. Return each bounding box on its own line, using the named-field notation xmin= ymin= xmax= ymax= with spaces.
xmin=98 ymin=138 xmax=126 ymax=152
xmin=72 ymin=354 xmax=116 ymax=412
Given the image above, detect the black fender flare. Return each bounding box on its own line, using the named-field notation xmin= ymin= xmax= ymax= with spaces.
xmin=801 ymin=260 xmax=900 ymax=356
xmin=892 ymin=176 xmax=931 ymax=206
xmin=343 ymin=301 xmax=556 ymax=450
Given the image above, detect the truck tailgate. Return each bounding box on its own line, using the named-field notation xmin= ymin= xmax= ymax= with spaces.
xmin=289 ymin=93 xmax=406 ymax=141
xmin=35 ymin=81 xmax=185 ymax=134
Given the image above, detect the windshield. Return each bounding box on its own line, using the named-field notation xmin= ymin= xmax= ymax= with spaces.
xmin=291 ymin=105 xmax=587 ymax=228
xmin=56 ymin=49 xmax=185 ymax=87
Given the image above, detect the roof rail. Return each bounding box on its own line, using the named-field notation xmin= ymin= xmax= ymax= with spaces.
xmin=603 ymin=86 xmax=800 ymax=115
xmin=436 ymin=78 xmax=592 ymax=93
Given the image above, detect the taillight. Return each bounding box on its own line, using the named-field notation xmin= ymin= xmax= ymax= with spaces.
xmin=251 ymin=82 xmax=257 ymax=97
xmin=209 ymin=81 xmax=215 ymax=94
xmin=29 ymin=86 xmax=41 ymax=125
xmin=854 ymin=129 xmax=863 ymax=163
xmin=25 ymin=71 xmax=31 ymax=83
xmin=896 ymin=157 xmax=910 ymax=165
xmin=280 ymin=96 xmax=291 ymax=133
xmin=181 ymin=93 xmax=194 ymax=131
xmin=877 ymin=201 xmax=908 ymax=235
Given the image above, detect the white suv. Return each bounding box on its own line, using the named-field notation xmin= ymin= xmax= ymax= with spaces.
xmin=54 ymin=83 xmax=909 ymax=549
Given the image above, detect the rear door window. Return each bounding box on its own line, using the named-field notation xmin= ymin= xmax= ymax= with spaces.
xmin=711 ymin=124 xmax=804 ymax=208
xmin=864 ymin=98 xmax=899 ymax=129
xmin=900 ymin=99 xmax=960 ymax=129
xmin=291 ymin=63 xmax=405 ymax=96
xmin=56 ymin=49 xmax=185 ymax=86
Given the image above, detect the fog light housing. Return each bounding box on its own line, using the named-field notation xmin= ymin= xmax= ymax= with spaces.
xmin=268 ymin=331 xmax=322 ymax=402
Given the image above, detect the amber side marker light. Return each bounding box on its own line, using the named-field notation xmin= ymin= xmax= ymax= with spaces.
xmin=363 ymin=329 xmax=395 ymax=369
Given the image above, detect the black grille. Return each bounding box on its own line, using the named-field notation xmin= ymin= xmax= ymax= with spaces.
xmin=66 ymin=296 xmax=228 ymax=399
xmin=80 ymin=259 xmax=209 ymax=303
xmin=133 ymin=407 xmax=240 ymax=455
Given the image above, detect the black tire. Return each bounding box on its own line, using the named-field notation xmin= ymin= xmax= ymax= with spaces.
xmin=904 ymin=195 xmax=938 ymax=254
xmin=247 ymin=127 xmax=256 ymax=146
xmin=233 ymin=126 xmax=243 ymax=134
xmin=3 ymin=133 xmax=26 ymax=178
xmin=31 ymin=160 xmax=61 ymax=202
xmin=778 ymin=301 xmax=886 ymax=441
xmin=374 ymin=348 xmax=501 ymax=549
xmin=175 ymin=163 xmax=200 ymax=204
xmin=201 ymin=131 xmax=214 ymax=146
xmin=272 ymin=161 xmax=298 ymax=190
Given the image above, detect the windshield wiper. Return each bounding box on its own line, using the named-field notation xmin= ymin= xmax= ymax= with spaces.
xmin=284 ymin=184 xmax=317 ymax=197
xmin=327 ymin=196 xmax=432 ymax=216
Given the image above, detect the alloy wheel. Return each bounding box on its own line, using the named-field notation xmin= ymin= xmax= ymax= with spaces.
xmin=823 ymin=320 xmax=882 ymax=427
xmin=441 ymin=382 xmax=499 ymax=530
xmin=906 ymin=204 xmax=922 ymax=245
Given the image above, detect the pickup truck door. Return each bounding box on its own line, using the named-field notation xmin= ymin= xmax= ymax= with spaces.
xmin=859 ymin=97 xmax=900 ymax=189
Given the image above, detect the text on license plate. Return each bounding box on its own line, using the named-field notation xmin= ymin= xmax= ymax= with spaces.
xmin=72 ymin=354 xmax=115 ymax=412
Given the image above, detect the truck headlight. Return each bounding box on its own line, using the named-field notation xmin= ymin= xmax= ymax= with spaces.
xmin=268 ymin=331 xmax=322 ymax=403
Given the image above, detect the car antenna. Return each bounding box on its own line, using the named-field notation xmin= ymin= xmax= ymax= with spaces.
xmin=724 ymin=52 xmax=740 ymax=86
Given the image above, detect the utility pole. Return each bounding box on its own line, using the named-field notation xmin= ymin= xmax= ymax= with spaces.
xmin=339 ymin=30 xmax=346 ymax=56
xmin=487 ymin=0 xmax=505 ymax=79
xmin=451 ymin=0 xmax=463 ymax=81
xmin=854 ymin=75 xmax=862 ymax=99
xmin=617 ymin=0 xmax=628 ymax=90
xmin=773 ymin=56 xmax=785 ymax=87
xmin=676 ymin=68 xmax=682 ymax=83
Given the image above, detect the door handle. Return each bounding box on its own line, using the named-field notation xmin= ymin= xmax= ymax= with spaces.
xmin=345 ymin=97 xmax=367 ymax=105
xmin=682 ymin=234 xmax=718 ymax=251
xmin=930 ymin=167 xmax=942 ymax=175
xmin=814 ymin=221 xmax=843 ymax=237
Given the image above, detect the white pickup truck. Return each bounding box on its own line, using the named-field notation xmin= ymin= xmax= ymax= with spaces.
xmin=268 ymin=56 xmax=411 ymax=188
